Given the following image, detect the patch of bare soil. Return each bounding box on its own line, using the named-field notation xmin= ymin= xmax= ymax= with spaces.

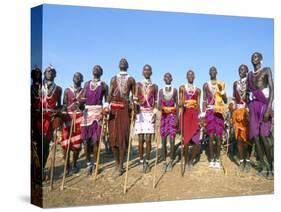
xmin=42 ymin=139 xmax=273 ymax=208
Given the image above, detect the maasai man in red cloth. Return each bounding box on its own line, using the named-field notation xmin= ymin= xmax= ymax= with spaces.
xmin=31 ymin=67 xmax=42 ymax=164
xmin=135 ymin=64 xmax=158 ymax=173
xmin=159 ymin=72 xmax=178 ymax=172
xmin=108 ymin=58 xmax=136 ymax=177
xmin=247 ymin=52 xmax=274 ymax=179
xmin=179 ymin=70 xmax=201 ymax=171
xmin=42 ymin=66 xmax=62 ymax=168
xmin=61 ymin=72 xmax=84 ymax=175
xmin=232 ymin=64 xmax=251 ymax=172
xmin=80 ymin=65 xmax=109 ymax=176
xmin=202 ymin=67 xmax=227 ymax=169
xmin=31 ymin=67 xmax=42 ymax=187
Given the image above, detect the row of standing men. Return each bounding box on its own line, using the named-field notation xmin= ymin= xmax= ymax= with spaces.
xmin=31 ymin=52 xmax=274 ymax=183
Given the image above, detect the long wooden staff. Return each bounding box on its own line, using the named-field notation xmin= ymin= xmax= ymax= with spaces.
xmin=93 ymin=115 xmax=106 ymax=181
xmin=180 ymin=108 xmax=185 ymax=177
xmin=60 ymin=113 xmax=75 ymax=191
xmin=49 ymin=129 xmax=58 ymax=190
xmin=123 ymin=108 xmax=136 ymax=194
xmin=226 ymin=127 xmax=230 ymax=155
xmin=152 ymin=111 xmax=162 ymax=189
xmin=73 ymin=110 xmax=76 ymax=133
xmin=220 ymin=150 xmax=227 ymax=176
xmin=221 ymin=126 xmax=230 ymax=176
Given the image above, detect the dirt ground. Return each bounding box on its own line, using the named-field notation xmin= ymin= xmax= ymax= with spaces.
xmin=41 ymin=138 xmax=274 ymax=208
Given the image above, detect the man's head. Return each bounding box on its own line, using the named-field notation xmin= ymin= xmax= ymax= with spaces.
xmin=228 ymin=101 xmax=235 ymax=112
xmin=119 ymin=58 xmax=129 ymax=71
xmin=238 ymin=64 xmax=249 ymax=78
xmin=92 ymin=65 xmax=103 ymax=79
xmin=143 ymin=64 xmax=152 ymax=79
xmin=73 ymin=72 xmax=84 ymax=85
xmin=164 ymin=72 xmax=173 ymax=85
xmin=44 ymin=65 xmax=56 ymax=81
xmin=251 ymin=52 xmax=263 ymax=66
xmin=31 ymin=67 xmax=42 ymax=83
xmin=209 ymin=66 xmax=217 ymax=80
xmin=186 ymin=70 xmax=195 ymax=84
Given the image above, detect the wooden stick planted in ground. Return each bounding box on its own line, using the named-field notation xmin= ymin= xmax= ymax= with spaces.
xmin=93 ymin=117 xmax=105 ymax=181
xmin=123 ymin=109 xmax=135 ymax=194
xmin=60 ymin=115 xmax=75 ymax=191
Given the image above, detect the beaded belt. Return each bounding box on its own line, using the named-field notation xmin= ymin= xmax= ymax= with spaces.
xmin=111 ymin=102 xmax=125 ymax=110
xmin=184 ymin=99 xmax=198 ymax=109
xmin=162 ymin=106 xmax=176 ymax=113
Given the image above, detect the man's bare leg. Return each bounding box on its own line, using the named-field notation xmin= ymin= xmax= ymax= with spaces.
xmin=214 ymin=136 xmax=222 ymax=168
xmin=73 ymin=150 xmax=79 ymax=173
xmin=118 ymin=148 xmax=125 ymax=176
xmin=161 ymin=137 xmax=167 ymax=171
xmin=143 ymin=134 xmax=152 ymax=173
xmin=167 ymin=138 xmax=175 ymax=172
xmin=188 ymin=143 xmax=200 ymax=169
xmin=84 ymin=139 xmax=93 ymax=176
xmin=253 ymin=136 xmax=267 ymax=177
xmin=138 ymin=134 xmax=144 ymax=172
xmin=93 ymin=140 xmax=99 ymax=171
xmin=242 ymin=142 xmax=251 ymax=172
xmin=184 ymin=143 xmax=189 ymax=169
xmin=261 ymin=136 xmax=273 ymax=178
xmin=208 ymin=134 xmax=215 ymax=167
xmin=112 ymin=146 xmax=120 ymax=175
xmin=237 ymin=139 xmax=245 ymax=171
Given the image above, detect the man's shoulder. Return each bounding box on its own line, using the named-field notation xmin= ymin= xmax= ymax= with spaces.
xmin=84 ymin=80 xmax=91 ymax=86
xmin=179 ymin=85 xmax=185 ymax=89
xmin=263 ymin=67 xmax=272 ymax=73
xmin=64 ymin=87 xmax=70 ymax=93
xmin=203 ymin=82 xmax=209 ymax=88
xmin=110 ymin=75 xmax=117 ymax=82
xmin=128 ymin=75 xmax=135 ymax=81
xmin=101 ymin=81 xmax=108 ymax=87
xmin=152 ymin=83 xmax=158 ymax=89
xmin=127 ymin=76 xmax=136 ymax=85
xmin=233 ymin=80 xmax=239 ymax=86
xmin=136 ymin=81 xmax=143 ymax=86
xmin=55 ymin=85 xmax=62 ymax=92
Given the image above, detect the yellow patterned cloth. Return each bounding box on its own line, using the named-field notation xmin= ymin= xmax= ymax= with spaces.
xmin=214 ymin=80 xmax=225 ymax=115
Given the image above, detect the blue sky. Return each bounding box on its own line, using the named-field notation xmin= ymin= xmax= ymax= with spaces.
xmin=32 ymin=4 xmax=274 ymax=97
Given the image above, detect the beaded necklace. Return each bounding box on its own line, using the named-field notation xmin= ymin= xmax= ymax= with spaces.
xmin=163 ymin=85 xmax=174 ymax=101
xmin=237 ymin=77 xmax=247 ymax=99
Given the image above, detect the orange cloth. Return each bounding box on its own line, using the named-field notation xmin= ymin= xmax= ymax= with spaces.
xmin=232 ymin=108 xmax=249 ymax=143
xmin=162 ymin=106 xmax=177 ymax=113
xmin=184 ymin=99 xmax=198 ymax=109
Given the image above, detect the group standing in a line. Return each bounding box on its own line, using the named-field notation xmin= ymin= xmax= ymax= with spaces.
xmin=30 ymin=52 xmax=274 ymax=184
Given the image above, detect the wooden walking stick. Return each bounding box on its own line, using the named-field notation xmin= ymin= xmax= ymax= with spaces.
xmin=49 ymin=128 xmax=58 ymax=191
xmin=73 ymin=110 xmax=76 ymax=133
xmin=152 ymin=111 xmax=162 ymax=189
xmin=123 ymin=108 xmax=136 ymax=194
xmin=60 ymin=113 xmax=75 ymax=191
xmin=180 ymin=108 xmax=185 ymax=177
xmin=46 ymin=133 xmax=56 ymax=180
xmin=221 ymin=127 xmax=230 ymax=176
xmin=93 ymin=116 xmax=106 ymax=181
xmin=226 ymin=128 xmax=230 ymax=155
